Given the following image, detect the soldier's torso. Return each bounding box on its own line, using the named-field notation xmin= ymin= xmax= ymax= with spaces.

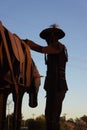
xmin=44 ymin=47 xmax=68 ymax=91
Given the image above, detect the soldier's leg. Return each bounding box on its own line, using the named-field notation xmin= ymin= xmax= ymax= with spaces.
xmin=45 ymin=91 xmax=66 ymax=130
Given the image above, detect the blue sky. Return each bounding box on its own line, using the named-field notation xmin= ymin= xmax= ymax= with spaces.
xmin=0 ymin=0 xmax=87 ymax=120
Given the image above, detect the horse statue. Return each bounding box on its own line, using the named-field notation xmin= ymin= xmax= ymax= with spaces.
xmin=0 ymin=21 xmax=41 ymax=130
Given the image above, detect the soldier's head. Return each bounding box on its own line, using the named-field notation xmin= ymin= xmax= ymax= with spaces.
xmin=40 ymin=24 xmax=65 ymax=45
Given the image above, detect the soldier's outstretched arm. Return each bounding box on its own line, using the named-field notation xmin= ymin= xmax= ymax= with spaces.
xmin=23 ymin=39 xmax=43 ymax=53
xmin=23 ymin=39 xmax=64 ymax=54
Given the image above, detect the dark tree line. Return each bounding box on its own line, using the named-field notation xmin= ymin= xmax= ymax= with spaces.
xmin=6 ymin=114 xmax=87 ymax=130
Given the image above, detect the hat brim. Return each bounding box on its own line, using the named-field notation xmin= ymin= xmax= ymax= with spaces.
xmin=40 ymin=28 xmax=65 ymax=39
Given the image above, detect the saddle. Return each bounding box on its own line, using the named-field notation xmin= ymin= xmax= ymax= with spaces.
xmin=0 ymin=21 xmax=32 ymax=87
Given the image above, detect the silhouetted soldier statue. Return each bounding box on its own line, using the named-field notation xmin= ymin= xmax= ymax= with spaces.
xmin=23 ymin=24 xmax=68 ymax=130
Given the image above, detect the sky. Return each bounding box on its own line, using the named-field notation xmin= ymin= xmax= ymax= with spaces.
xmin=0 ymin=0 xmax=87 ymax=120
